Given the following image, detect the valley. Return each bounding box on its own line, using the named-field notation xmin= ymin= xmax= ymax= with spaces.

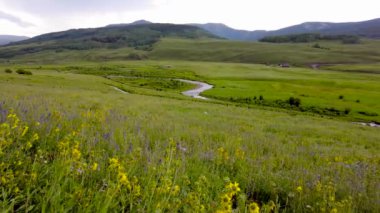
xmin=0 ymin=19 xmax=379 ymax=212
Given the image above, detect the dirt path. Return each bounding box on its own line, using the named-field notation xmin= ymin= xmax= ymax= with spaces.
xmin=111 ymin=86 xmax=129 ymax=94
xmin=352 ymin=122 xmax=380 ymax=128
xmin=177 ymin=79 xmax=213 ymax=100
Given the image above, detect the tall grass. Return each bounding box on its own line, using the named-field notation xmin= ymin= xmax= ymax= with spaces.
xmin=0 ymin=94 xmax=378 ymax=212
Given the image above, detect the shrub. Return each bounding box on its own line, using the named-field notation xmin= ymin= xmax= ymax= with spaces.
xmin=339 ymin=95 xmax=344 ymax=100
xmin=259 ymin=95 xmax=264 ymax=101
xmin=344 ymin=108 xmax=351 ymax=115
xmin=16 ymin=69 xmax=32 ymax=75
xmin=356 ymin=99 xmax=360 ymax=103
xmin=312 ymin=43 xmax=321 ymax=48
xmin=4 ymin=68 xmax=12 ymax=73
xmin=289 ymin=97 xmax=301 ymax=107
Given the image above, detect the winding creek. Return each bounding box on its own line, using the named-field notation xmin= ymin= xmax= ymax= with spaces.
xmin=177 ymin=79 xmax=213 ymax=100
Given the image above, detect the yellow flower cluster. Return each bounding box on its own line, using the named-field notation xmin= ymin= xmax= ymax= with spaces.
xmin=108 ymin=157 xmax=141 ymax=197
xmin=218 ymin=181 xmax=241 ymax=212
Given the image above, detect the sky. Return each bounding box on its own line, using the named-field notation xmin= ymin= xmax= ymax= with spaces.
xmin=0 ymin=0 xmax=379 ymax=37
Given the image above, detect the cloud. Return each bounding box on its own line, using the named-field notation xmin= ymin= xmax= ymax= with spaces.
xmin=0 ymin=10 xmax=34 ymax=27
xmin=2 ymin=0 xmax=155 ymax=15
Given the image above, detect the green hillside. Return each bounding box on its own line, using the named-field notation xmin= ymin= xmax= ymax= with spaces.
xmin=150 ymin=38 xmax=380 ymax=66
xmin=0 ymin=24 xmax=218 ymax=59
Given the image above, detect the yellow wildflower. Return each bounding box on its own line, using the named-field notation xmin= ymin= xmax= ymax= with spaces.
xmin=118 ymin=172 xmax=131 ymax=190
xmin=249 ymin=202 xmax=260 ymax=213
xmin=221 ymin=193 xmax=231 ymax=204
xmin=72 ymin=148 xmax=81 ymax=160
xmin=31 ymin=133 xmax=39 ymax=141
xmin=109 ymin=157 xmax=120 ymax=170
xmin=330 ymin=208 xmax=338 ymax=213
xmin=172 ymin=185 xmax=180 ymax=196
xmin=21 ymin=126 xmax=29 ymax=137
xmin=296 ymin=186 xmax=303 ymax=193
xmin=91 ymin=162 xmax=98 ymax=171
xmin=227 ymin=182 xmax=241 ymax=194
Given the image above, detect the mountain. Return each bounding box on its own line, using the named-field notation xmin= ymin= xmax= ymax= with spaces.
xmin=194 ymin=18 xmax=380 ymax=41
xmin=191 ymin=23 xmax=266 ymax=41
xmin=0 ymin=35 xmax=29 ymax=45
xmin=1 ymin=22 xmax=218 ymax=58
xmin=106 ymin=19 xmax=152 ymax=28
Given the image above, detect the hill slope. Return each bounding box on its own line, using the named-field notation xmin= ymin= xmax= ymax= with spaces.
xmin=0 ymin=23 xmax=218 ymax=58
xmin=195 ymin=18 xmax=380 ymax=40
xmin=0 ymin=35 xmax=29 ymax=45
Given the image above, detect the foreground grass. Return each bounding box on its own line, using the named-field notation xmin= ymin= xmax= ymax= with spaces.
xmin=0 ymin=69 xmax=379 ymax=212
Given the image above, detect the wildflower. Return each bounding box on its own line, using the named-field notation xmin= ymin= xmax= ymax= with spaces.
xmin=227 ymin=182 xmax=241 ymax=194
xmin=172 ymin=185 xmax=180 ymax=196
xmin=21 ymin=126 xmax=29 ymax=137
xmin=14 ymin=187 xmax=20 ymax=193
xmin=109 ymin=157 xmax=120 ymax=168
xmin=118 ymin=172 xmax=131 ymax=190
xmin=31 ymin=133 xmax=39 ymax=141
xmin=221 ymin=193 xmax=231 ymax=204
xmin=72 ymin=148 xmax=81 ymax=160
xmin=91 ymin=162 xmax=98 ymax=171
xmin=330 ymin=208 xmax=338 ymax=213
xmin=249 ymin=202 xmax=260 ymax=213
xmin=31 ymin=172 xmax=37 ymax=181
xmin=296 ymin=186 xmax=303 ymax=193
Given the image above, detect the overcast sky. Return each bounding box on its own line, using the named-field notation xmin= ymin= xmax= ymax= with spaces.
xmin=0 ymin=0 xmax=379 ymax=37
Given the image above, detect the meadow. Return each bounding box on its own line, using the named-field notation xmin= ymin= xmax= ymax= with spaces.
xmin=1 ymin=57 xmax=379 ymax=212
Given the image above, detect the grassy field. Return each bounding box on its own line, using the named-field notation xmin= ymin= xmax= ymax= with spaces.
xmin=3 ymin=59 xmax=378 ymax=122
xmin=3 ymin=38 xmax=380 ymax=67
xmin=149 ymin=38 xmax=380 ymax=65
xmin=1 ymin=60 xmax=379 ymax=212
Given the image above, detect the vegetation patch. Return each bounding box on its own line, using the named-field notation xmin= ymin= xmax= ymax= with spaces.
xmin=260 ymin=33 xmax=360 ymax=44
xmin=16 ymin=69 xmax=32 ymax=75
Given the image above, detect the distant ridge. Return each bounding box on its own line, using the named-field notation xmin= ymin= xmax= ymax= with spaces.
xmin=193 ymin=18 xmax=380 ymax=41
xmin=106 ymin=20 xmax=152 ymax=27
xmin=0 ymin=21 xmax=219 ymax=58
xmin=0 ymin=35 xmax=29 ymax=46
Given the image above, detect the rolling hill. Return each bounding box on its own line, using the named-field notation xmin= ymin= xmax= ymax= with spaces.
xmin=0 ymin=23 xmax=218 ymax=58
xmin=0 ymin=35 xmax=29 ymax=45
xmin=195 ymin=18 xmax=380 ymax=40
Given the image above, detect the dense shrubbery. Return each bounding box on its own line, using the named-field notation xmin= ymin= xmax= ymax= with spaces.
xmin=219 ymin=95 xmax=358 ymax=117
xmin=4 ymin=68 xmax=12 ymax=73
xmin=16 ymin=69 xmax=32 ymax=75
xmin=260 ymin=33 xmax=360 ymax=44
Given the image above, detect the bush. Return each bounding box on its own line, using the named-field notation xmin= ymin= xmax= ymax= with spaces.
xmin=4 ymin=68 xmax=12 ymax=73
xmin=16 ymin=69 xmax=32 ymax=75
xmin=356 ymin=99 xmax=360 ymax=103
xmin=344 ymin=108 xmax=351 ymax=115
xmin=259 ymin=95 xmax=264 ymax=101
xmin=312 ymin=43 xmax=321 ymax=48
xmin=289 ymin=97 xmax=301 ymax=107
xmin=339 ymin=95 xmax=344 ymax=100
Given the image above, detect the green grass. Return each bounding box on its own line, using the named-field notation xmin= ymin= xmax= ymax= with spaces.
xmin=1 ymin=37 xmax=380 ymax=212
xmin=2 ymin=60 xmax=379 ymax=122
xmin=0 ymin=67 xmax=379 ymax=212
xmin=324 ymin=63 xmax=380 ymax=74
xmin=150 ymin=38 xmax=380 ymax=65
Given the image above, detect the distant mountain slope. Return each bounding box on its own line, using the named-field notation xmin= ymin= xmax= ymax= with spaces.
xmin=1 ymin=23 xmax=218 ymax=58
xmin=195 ymin=18 xmax=380 ymax=41
xmin=0 ymin=35 xmax=29 ymax=45
xmin=191 ymin=23 xmax=266 ymax=41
